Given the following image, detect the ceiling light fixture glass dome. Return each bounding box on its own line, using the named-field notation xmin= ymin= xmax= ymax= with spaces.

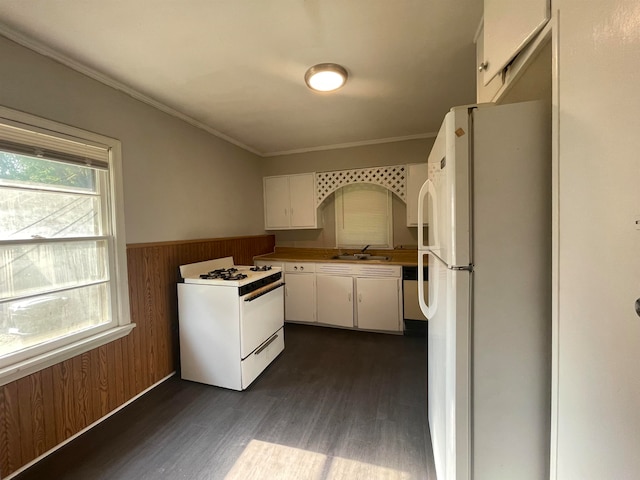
xmin=304 ymin=63 xmax=348 ymax=92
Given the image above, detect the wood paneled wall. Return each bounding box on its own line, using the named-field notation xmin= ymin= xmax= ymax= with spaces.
xmin=0 ymin=234 xmax=275 ymax=478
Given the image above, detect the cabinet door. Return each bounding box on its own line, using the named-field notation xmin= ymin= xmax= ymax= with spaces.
xmin=264 ymin=176 xmax=290 ymax=229
xmin=288 ymin=173 xmax=317 ymax=228
xmin=284 ymin=273 xmax=316 ymax=323
xmin=476 ymin=23 xmax=504 ymax=103
xmin=406 ymin=163 xmax=428 ymax=227
xmin=316 ymin=275 xmax=354 ymax=328
xmin=356 ymin=277 xmax=401 ymax=332
xmin=482 ymin=0 xmax=550 ymax=84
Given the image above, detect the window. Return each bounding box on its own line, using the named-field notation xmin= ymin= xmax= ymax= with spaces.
xmin=335 ymin=184 xmax=393 ymax=248
xmin=0 ymin=107 xmax=132 ymax=385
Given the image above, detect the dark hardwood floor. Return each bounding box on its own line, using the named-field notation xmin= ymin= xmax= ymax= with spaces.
xmin=14 ymin=324 xmax=435 ymax=480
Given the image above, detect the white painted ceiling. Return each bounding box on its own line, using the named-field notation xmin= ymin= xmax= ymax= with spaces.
xmin=0 ymin=1 xmax=483 ymax=156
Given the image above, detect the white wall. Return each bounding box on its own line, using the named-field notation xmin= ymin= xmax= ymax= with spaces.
xmin=553 ymin=1 xmax=640 ymax=478
xmin=262 ymin=139 xmax=435 ymax=248
xmin=0 ymin=35 xmax=264 ymax=244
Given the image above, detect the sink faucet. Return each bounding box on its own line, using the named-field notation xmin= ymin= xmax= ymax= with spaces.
xmin=360 ymin=244 xmax=371 ymax=254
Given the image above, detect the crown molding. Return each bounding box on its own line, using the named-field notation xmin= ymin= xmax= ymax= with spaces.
xmin=263 ymin=132 xmax=438 ymax=157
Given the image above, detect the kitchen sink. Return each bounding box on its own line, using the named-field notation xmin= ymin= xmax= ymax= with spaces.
xmin=332 ymin=254 xmax=391 ymax=261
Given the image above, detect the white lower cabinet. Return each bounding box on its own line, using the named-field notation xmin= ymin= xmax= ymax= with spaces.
xmin=284 ymin=263 xmax=316 ymax=323
xmin=316 ymin=274 xmax=354 ymax=328
xmin=355 ymin=277 xmax=402 ymax=332
xmin=255 ymin=260 xmax=403 ymax=333
xmin=316 ymin=263 xmax=402 ymax=333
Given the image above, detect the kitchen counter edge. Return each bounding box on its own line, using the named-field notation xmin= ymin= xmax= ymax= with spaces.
xmin=253 ymin=248 xmax=425 ymax=267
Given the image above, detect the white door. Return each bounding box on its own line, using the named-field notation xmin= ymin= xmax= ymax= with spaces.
xmin=288 ymin=173 xmax=316 ymax=228
xmin=483 ymin=0 xmax=550 ymax=83
xmin=239 ymin=286 xmax=284 ymax=358
xmin=355 ymin=277 xmax=401 ymax=332
xmin=284 ymin=273 xmax=316 ymax=323
xmin=264 ymin=176 xmax=290 ymax=229
xmin=424 ymin=106 xmax=472 ymax=480
xmin=427 ymin=107 xmax=471 ymax=267
xmin=427 ymin=253 xmax=471 ymax=480
xmin=475 ymin=22 xmax=504 ymax=103
xmin=554 ymin=0 xmax=640 ymax=478
xmin=316 ymin=275 xmax=353 ymax=328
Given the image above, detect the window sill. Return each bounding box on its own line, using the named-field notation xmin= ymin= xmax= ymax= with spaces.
xmin=0 ymin=324 xmax=136 ymax=386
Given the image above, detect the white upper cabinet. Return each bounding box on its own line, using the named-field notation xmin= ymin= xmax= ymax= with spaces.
xmin=475 ymin=22 xmax=504 ymax=103
xmin=264 ymin=176 xmax=290 ymax=228
xmin=264 ymin=173 xmax=320 ymax=230
xmin=482 ymin=0 xmax=550 ymax=85
xmin=288 ymin=174 xmax=317 ymax=227
xmin=406 ymin=163 xmax=429 ymax=227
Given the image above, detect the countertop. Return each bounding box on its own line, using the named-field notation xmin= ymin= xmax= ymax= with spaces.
xmin=254 ymin=247 xmax=424 ymax=267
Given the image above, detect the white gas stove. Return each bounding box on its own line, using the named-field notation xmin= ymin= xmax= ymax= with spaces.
xmin=178 ymin=256 xmax=284 ymax=390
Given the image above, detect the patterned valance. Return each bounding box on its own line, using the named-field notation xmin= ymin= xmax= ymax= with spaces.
xmin=315 ymin=165 xmax=406 ymax=206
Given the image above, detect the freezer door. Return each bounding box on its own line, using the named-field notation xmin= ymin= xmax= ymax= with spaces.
xmin=426 ymin=107 xmax=471 ymax=268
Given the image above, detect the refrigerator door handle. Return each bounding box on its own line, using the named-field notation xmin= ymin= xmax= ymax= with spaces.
xmin=418 ymin=251 xmax=438 ymax=319
xmin=418 ymin=178 xmax=438 ymax=251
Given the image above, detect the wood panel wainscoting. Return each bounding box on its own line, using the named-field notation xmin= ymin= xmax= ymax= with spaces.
xmin=0 ymin=234 xmax=275 ymax=478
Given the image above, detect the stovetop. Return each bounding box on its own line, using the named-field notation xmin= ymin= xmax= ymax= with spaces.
xmin=179 ymin=256 xmax=281 ymax=288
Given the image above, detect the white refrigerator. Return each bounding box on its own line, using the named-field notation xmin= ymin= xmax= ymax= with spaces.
xmin=417 ymin=101 xmax=551 ymax=480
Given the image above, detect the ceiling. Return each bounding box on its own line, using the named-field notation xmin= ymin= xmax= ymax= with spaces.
xmin=0 ymin=1 xmax=483 ymax=157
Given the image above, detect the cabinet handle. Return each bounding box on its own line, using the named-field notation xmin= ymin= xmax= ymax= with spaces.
xmin=300 ymin=266 xmax=304 ymax=271
xmin=478 ymin=61 xmax=488 ymax=72
xmin=284 ymin=208 xmax=288 ymax=216
xmin=358 ymin=293 xmax=362 ymax=303
xmin=348 ymin=292 xmax=351 ymax=302
xmin=291 ymin=208 xmax=294 ymax=217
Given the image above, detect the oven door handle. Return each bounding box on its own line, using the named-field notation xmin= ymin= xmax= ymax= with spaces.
xmin=244 ymin=282 xmax=285 ymax=302
xmin=255 ymin=333 xmax=279 ymax=355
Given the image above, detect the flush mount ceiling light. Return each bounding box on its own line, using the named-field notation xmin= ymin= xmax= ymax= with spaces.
xmin=304 ymin=63 xmax=348 ymax=92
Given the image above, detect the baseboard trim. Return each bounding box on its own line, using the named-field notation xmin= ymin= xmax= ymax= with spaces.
xmin=4 ymin=372 xmax=176 ymax=480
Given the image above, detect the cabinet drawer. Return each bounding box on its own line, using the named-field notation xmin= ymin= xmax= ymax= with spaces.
xmin=353 ymin=264 xmax=401 ymax=278
xmin=285 ymin=262 xmax=315 ymax=273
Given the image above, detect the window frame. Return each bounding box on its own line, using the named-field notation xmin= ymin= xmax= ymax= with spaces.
xmin=0 ymin=106 xmax=133 ymax=386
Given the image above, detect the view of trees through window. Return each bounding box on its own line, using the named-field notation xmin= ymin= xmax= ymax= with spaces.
xmin=0 ymin=151 xmax=110 ymax=358
xmin=0 ymin=152 xmax=95 ymax=190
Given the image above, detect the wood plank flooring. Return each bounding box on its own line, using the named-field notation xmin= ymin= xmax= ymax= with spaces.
xmin=13 ymin=324 xmax=435 ymax=480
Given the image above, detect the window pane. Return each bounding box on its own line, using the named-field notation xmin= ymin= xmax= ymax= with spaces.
xmin=0 ymin=151 xmax=103 ymax=240
xmin=0 ymin=152 xmax=96 ymax=192
xmin=0 ymin=240 xmax=108 ymax=300
xmin=0 ymin=282 xmax=110 ymax=357
xmin=0 ymin=187 xmax=103 ymax=240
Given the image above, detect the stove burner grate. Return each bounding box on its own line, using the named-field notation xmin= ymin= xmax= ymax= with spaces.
xmin=250 ymin=265 xmax=272 ymax=271
xmin=200 ymin=268 xmax=247 ymax=281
